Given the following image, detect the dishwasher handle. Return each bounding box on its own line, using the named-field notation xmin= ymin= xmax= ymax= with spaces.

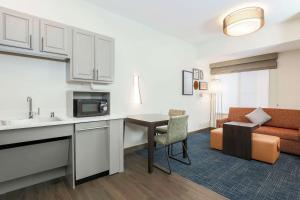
xmin=76 ymin=126 xmax=109 ymax=132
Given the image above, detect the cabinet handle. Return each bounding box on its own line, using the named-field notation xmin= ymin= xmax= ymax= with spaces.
xmin=29 ymin=35 xmax=32 ymax=49
xmin=76 ymin=126 xmax=109 ymax=132
xmin=97 ymin=69 xmax=99 ymax=80
xmin=93 ymin=69 xmax=96 ymax=80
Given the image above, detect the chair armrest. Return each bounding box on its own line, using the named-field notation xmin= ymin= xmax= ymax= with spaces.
xmin=216 ymin=118 xmax=229 ymax=128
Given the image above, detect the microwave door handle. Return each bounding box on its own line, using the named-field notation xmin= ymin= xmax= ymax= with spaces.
xmin=98 ymin=103 xmax=102 ymax=112
xmin=78 ymin=102 xmax=82 ymax=115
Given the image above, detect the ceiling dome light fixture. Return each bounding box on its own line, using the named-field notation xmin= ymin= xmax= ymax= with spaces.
xmin=223 ymin=7 xmax=264 ymax=36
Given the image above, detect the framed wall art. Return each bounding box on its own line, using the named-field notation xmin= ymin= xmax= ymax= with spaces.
xmin=182 ymin=70 xmax=193 ymax=95
xmin=193 ymin=80 xmax=199 ymax=90
xmin=199 ymin=81 xmax=208 ymax=90
xmin=193 ymin=68 xmax=200 ymax=80
xmin=199 ymin=70 xmax=204 ymax=80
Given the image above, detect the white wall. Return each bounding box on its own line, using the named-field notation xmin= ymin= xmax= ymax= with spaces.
xmin=0 ymin=0 xmax=211 ymax=148
xmin=269 ymin=50 xmax=300 ymax=109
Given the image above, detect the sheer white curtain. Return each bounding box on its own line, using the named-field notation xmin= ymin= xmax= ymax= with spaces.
xmin=215 ymin=70 xmax=269 ymax=114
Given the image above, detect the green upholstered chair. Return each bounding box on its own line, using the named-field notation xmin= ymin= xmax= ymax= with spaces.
xmin=155 ymin=109 xmax=187 ymax=156
xmin=156 ymin=109 xmax=186 ymax=134
xmin=154 ymin=115 xmax=191 ymax=174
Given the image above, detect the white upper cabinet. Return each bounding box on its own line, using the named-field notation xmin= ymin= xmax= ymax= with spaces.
xmin=72 ymin=29 xmax=95 ymax=80
xmin=40 ymin=19 xmax=70 ymax=55
xmin=95 ymin=35 xmax=114 ymax=82
xmin=71 ymin=31 xmax=115 ymax=83
xmin=0 ymin=8 xmax=34 ymax=49
xmin=0 ymin=7 xmax=115 ymax=83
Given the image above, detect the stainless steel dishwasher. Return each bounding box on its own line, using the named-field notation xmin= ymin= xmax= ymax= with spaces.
xmin=75 ymin=121 xmax=109 ymax=184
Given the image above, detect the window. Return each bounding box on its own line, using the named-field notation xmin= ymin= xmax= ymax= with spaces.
xmin=215 ymin=70 xmax=269 ymax=114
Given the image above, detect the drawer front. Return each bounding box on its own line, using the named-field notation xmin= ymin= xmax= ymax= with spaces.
xmin=75 ymin=121 xmax=109 ymax=132
xmin=0 ymin=139 xmax=70 ymax=182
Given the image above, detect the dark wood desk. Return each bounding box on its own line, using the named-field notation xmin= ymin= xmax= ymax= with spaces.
xmin=223 ymin=122 xmax=259 ymax=160
xmin=125 ymin=114 xmax=188 ymax=173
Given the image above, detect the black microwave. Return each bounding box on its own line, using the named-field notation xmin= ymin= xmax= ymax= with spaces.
xmin=73 ymin=99 xmax=109 ymax=117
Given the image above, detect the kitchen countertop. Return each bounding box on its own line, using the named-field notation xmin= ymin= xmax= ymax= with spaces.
xmin=0 ymin=114 xmax=125 ymax=131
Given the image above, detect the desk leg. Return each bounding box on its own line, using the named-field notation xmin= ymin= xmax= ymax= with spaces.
xmin=123 ymin=120 xmax=126 ymax=138
xmin=147 ymin=125 xmax=155 ymax=173
xmin=183 ymin=139 xmax=188 ymax=158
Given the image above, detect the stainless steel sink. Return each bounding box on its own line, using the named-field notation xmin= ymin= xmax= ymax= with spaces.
xmin=0 ymin=117 xmax=62 ymax=126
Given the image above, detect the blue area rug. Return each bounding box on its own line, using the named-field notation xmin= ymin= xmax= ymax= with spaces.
xmin=137 ymin=131 xmax=300 ymax=200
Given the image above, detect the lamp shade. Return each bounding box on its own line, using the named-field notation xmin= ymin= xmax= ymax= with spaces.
xmin=210 ymin=79 xmax=222 ymax=94
xmin=223 ymin=7 xmax=264 ymax=36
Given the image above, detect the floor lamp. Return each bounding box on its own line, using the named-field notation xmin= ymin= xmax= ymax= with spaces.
xmin=209 ymin=79 xmax=223 ymax=128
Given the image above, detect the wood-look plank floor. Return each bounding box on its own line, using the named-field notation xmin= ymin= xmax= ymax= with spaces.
xmin=1 ymin=153 xmax=227 ymax=200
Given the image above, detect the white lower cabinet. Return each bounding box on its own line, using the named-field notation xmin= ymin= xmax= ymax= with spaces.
xmin=75 ymin=119 xmax=124 ymax=182
xmin=109 ymin=119 xmax=124 ymax=174
xmin=75 ymin=121 xmax=109 ymax=181
xmin=0 ymin=118 xmax=124 ymax=193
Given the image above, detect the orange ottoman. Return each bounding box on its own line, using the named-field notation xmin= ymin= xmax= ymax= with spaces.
xmin=210 ymin=128 xmax=280 ymax=164
xmin=210 ymin=128 xmax=223 ymax=151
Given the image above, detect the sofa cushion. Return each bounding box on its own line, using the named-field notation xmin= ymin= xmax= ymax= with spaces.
xmin=228 ymin=107 xmax=254 ymax=123
xmin=256 ymin=126 xmax=299 ymax=141
xmin=263 ymin=108 xmax=300 ymax=130
xmin=228 ymin=107 xmax=300 ymax=130
xmin=245 ymin=107 xmax=272 ymax=125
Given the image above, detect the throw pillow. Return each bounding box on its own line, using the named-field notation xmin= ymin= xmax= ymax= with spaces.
xmin=245 ymin=107 xmax=272 ymax=125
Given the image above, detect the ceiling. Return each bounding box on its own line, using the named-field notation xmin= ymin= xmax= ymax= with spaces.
xmin=85 ymin=0 xmax=300 ymax=45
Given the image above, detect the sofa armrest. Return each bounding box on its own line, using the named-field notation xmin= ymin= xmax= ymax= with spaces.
xmin=216 ymin=118 xmax=229 ymax=128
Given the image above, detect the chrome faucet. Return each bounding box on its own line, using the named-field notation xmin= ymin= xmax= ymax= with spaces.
xmin=27 ymin=97 xmax=40 ymax=119
xmin=50 ymin=112 xmax=55 ymax=118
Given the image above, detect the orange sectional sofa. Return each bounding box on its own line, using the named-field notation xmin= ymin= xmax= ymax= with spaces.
xmin=217 ymin=107 xmax=300 ymax=156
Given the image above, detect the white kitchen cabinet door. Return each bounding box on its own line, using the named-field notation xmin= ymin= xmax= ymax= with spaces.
xmin=95 ymin=35 xmax=114 ymax=82
xmin=75 ymin=126 xmax=109 ymax=180
xmin=72 ymin=29 xmax=95 ymax=80
xmin=0 ymin=8 xmax=34 ymax=49
xmin=40 ymin=19 xmax=69 ymax=55
xmin=109 ymin=119 xmax=124 ymax=175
